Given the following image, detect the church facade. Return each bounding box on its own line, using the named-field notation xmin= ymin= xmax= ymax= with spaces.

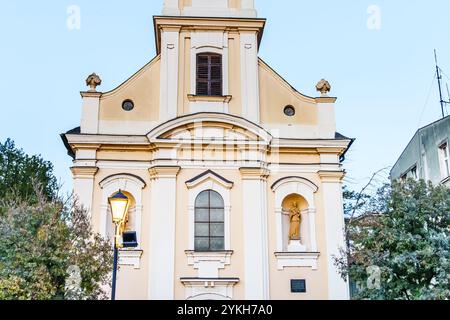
xmin=62 ymin=0 xmax=353 ymax=300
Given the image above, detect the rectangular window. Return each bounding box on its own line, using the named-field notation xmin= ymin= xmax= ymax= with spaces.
xmin=439 ymin=142 xmax=450 ymax=179
xmin=410 ymin=166 xmax=418 ymax=180
xmin=196 ymin=53 xmax=223 ymax=96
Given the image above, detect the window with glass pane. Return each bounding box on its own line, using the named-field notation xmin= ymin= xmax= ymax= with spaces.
xmin=194 ymin=190 xmax=225 ymax=251
xmin=440 ymin=143 xmax=450 ymax=178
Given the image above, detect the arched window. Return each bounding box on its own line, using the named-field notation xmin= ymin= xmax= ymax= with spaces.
xmin=195 ymin=190 xmax=225 ymax=251
xmin=196 ymin=53 xmax=223 ymax=96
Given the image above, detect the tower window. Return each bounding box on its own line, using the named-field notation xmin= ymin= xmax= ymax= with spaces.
xmin=196 ymin=53 xmax=223 ymax=96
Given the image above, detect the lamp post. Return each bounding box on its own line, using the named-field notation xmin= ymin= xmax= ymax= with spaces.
xmin=108 ymin=190 xmax=130 ymax=301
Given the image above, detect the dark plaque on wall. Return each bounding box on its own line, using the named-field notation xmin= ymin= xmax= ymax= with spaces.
xmin=291 ymin=279 xmax=306 ymax=293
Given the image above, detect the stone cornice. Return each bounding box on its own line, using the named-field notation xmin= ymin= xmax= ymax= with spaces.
xmin=187 ymin=94 xmax=232 ymax=103
xmin=239 ymin=167 xmax=270 ymax=180
xmin=185 ymin=170 xmax=234 ymax=189
xmin=65 ymin=134 xmax=149 ymax=146
xmin=70 ymin=166 xmax=98 ymax=178
xmin=149 ymin=166 xmax=181 ymax=180
xmin=153 ymin=16 xmax=266 ymax=54
xmin=315 ymin=96 xmax=337 ymax=103
xmin=316 ymin=147 xmax=345 ymax=154
xmin=318 ymin=170 xmax=346 ymax=182
xmin=272 ymin=138 xmax=351 ymax=150
xmin=80 ymin=91 xmax=102 ymax=98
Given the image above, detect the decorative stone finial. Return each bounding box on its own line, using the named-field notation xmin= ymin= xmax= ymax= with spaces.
xmin=316 ymin=79 xmax=331 ymax=96
xmin=85 ymin=73 xmax=102 ymax=92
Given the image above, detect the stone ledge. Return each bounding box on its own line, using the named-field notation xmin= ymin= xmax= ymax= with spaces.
xmin=118 ymin=249 xmax=143 ymax=269
xmin=274 ymin=252 xmax=320 ymax=271
xmin=188 ymin=94 xmax=232 ymax=103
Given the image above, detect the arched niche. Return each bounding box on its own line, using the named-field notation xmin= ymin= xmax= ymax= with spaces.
xmin=104 ymin=190 xmax=137 ymax=243
xmin=271 ymin=177 xmax=318 ymax=253
xmin=281 ymin=193 xmax=310 ymax=251
xmin=99 ymin=174 xmax=146 ymax=250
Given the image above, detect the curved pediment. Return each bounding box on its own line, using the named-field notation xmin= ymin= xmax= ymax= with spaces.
xmin=147 ymin=112 xmax=272 ymax=143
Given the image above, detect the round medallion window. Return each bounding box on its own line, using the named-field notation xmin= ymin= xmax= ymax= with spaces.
xmin=122 ymin=100 xmax=134 ymax=111
xmin=284 ymin=105 xmax=296 ymax=117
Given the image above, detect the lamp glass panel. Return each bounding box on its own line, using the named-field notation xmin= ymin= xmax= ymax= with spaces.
xmin=110 ymin=198 xmax=128 ymax=222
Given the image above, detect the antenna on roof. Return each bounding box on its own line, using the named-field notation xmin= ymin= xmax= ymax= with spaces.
xmin=435 ymin=49 xmax=448 ymax=118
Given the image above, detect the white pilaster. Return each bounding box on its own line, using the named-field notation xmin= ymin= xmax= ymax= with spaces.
xmin=71 ymin=166 xmax=98 ymax=217
xmin=147 ymin=166 xmax=181 ymax=300
xmin=316 ymin=97 xmax=337 ymax=139
xmin=80 ymin=92 xmax=101 ymax=134
xmin=160 ymin=29 xmax=180 ymax=121
xmin=240 ymin=168 xmax=270 ymax=300
xmin=306 ymin=207 xmax=318 ymax=252
xmin=319 ymin=171 xmax=350 ymax=300
xmin=240 ymin=32 xmax=260 ymax=123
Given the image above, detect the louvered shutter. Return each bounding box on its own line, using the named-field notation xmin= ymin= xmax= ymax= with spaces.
xmin=196 ymin=53 xmax=223 ymax=96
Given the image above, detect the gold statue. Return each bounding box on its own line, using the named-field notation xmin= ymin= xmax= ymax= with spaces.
xmin=288 ymin=202 xmax=302 ymax=240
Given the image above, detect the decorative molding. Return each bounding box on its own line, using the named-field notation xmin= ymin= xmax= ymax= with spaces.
xmin=271 ymin=138 xmax=351 ymax=149
xmin=274 ymin=252 xmax=320 ymax=270
xmin=181 ymin=278 xmax=240 ymax=300
xmin=70 ymin=166 xmax=98 ymax=178
xmin=153 ymin=17 xmax=265 ymax=54
xmin=186 ymin=170 xmax=233 ymax=189
xmin=318 ymin=170 xmax=346 ymax=182
xmin=65 ymin=134 xmax=149 ymax=146
xmin=99 ymin=173 xmax=146 ymax=189
xmin=148 ymin=166 xmax=181 ymax=179
xmin=239 ymin=167 xmax=269 ymax=180
xmin=187 ymin=94 xmax=232 ymax=103
xmin=315 ymin=96 xmax=337 ymax=103
xmin=119 ymin=249 xmax=143 ymax=269
xmin=80 ymin=91 xmax=102 ymax=98
xmin=147 ymin=112 xmax=272 ymax=143
xmin=186 ymin=251 xmax=233 ymax=278
xmin=271 ymin=176 xmax=318 ymax=193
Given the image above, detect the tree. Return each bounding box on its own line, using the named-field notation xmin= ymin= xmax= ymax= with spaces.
xmin=0 ymin=138 xmax=57 ymax=202
xmin=0 ymin=139 xmax=112 ymax=300
xmin=338 ymin=179 xmax=450 ymax=300
xmin=0 ymin=189 xmax=113 ymax=300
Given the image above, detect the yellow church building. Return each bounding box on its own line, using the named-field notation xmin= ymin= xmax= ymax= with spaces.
xmin=61 ymin=0 xmax=353 ymax=300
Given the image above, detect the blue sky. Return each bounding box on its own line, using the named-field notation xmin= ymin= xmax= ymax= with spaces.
xmin=1 ymin=0 xmax=449 ymax=193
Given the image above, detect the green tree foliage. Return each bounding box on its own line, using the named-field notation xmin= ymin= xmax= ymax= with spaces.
xmin=338 ymin=179 xmax=450 ymax=300
xmin=0 ymin=138 xmax=58 ymax=202
xmin=0 ymin=139 xmax=113 ymax=300
xmin=0 ymin=189 xmax=113 ymax=300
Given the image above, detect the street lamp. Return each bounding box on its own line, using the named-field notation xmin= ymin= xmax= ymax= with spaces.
xmin=108 ymin=190 xmax=130 ymax=301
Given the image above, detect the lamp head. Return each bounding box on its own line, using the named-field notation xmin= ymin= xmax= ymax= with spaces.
xmin=108 ymin=190 xmax=130 ymax=224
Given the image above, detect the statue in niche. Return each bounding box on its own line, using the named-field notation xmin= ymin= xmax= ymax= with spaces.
xmin=288 ymin=202 xmax=302 ymax=241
